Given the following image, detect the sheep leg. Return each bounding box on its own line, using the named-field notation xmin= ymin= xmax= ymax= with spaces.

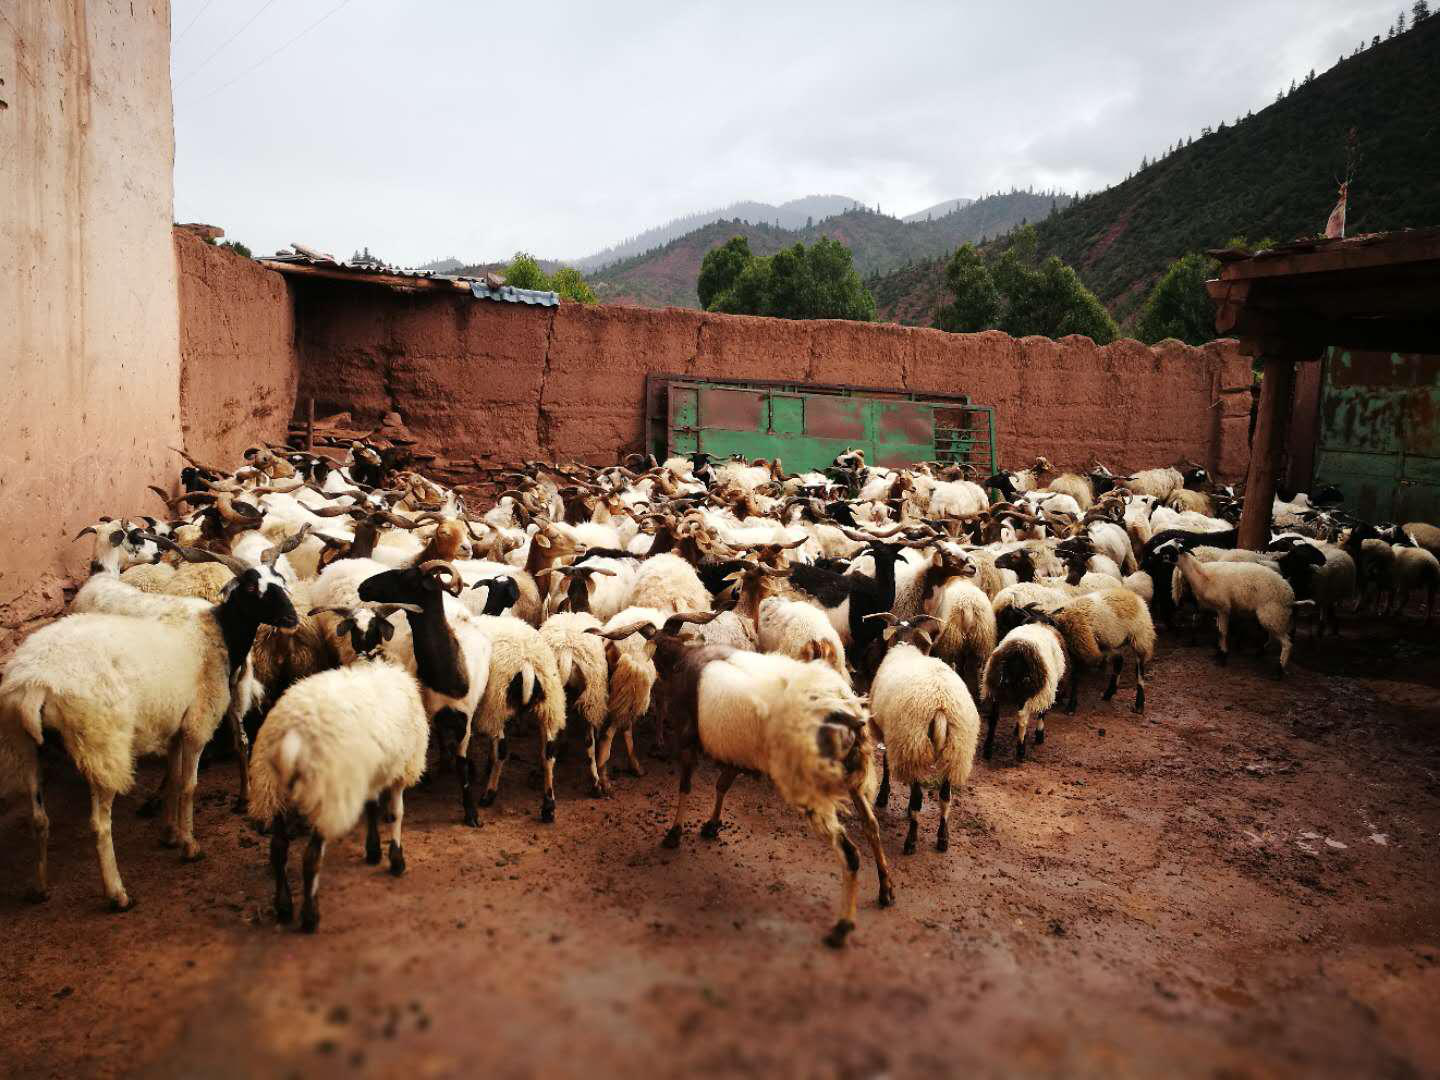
xmin=299 ymin=832 xmax=326 ymax=933
xmin=270 ymin=813 xmax=293 ymax=923
xmin=364 ymin=801 xmax=382 ymax=865
xmin=160 ymin=732 xmax=184 ymax=847
xmin=1102 ymin=656 xmax=1123 ymax=700
xmin=479 ymin=736 xmax=507 ymax=809
xmin=649 ymin=698 xmax=670 ymax=760
xmin=822 ymin=823 xmax=862 ymax=949
xmin=584 ymin=726 xmax=602 ymax=796
xmin=1134 ymin=658 xmax=1147 ymax=713
xmin=621 ymin=727 xmax=645 ymax=777
xmin=1275 ymin=629 xmax=1293 ymax=678
xmin=539 ymin=734 xmax=557 ymax=823
xmin=226 ymin=695 xmax=250 ymax=813
xmin=91 ymin=788 xmax=131 ymax=912
xmin=175 ymin=737 xmax=205 ymax=861
xmin=387 ymin=783 xmax=406 ymax=877
xmin=26 ymin=752 xmax=50 ymax=903
xmin=875 ymin=748 xmax=891 ymax=810
xmin=1036 ymin=711 xmax=1047 ymax=745
xmin=902 ymin=784 xmax=923 ymax=855
xmin=850 ymin=791 xmax=894 ymax=908
xmin=1065 ymin=668 xmax=1081 ymax=714
xmin=661 ymin=757 xmax=694 ymax=849
xmin=937 ymin=777 xmax=952 ymax=852
xmin=983 ymin=702 xmax=999 ymax=760
xmin=700 ymin=766 xmax=739 ymax=839
xmin=456 ymin=749 xmax=479 ymax=827
xmin=1214 ymin=610 xmax=1230 ymax=665
xmin=593 ymin=722 xmax=617 ymax=796
xmin=1015 ymin=709 xmax=1029 ymax=762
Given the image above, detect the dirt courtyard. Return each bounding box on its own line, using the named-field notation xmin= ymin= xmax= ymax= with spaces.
xmin=2 ymin=616 xmax=1438 ymax=1079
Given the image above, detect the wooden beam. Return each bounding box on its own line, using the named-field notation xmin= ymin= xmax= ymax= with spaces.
xmin=1216 ymin=232 xmax=1440 ymax=282
xmin=258 ymin=260 xmax=472 ymax=292
xmin=1237 ymin=356 xmax=1295 ymax=550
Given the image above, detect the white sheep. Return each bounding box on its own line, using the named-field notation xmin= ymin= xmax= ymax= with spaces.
xmin=1173 ymin=553 xmax=1304 ymax=674
xmin=757 ymin=595 xmax=850 ymax=683
xmin=247 ymin=656 xmax=429 ymax=932
xmin=538 ymin=611 xmax=614 ymax=795
xmin=624 ymin=552 xmax=713 ymax=615
xmin=867 ymin=615 xmax=980 ymax=855
xmin=923 ymin=574 xmax=997 ymax=696
xmin=0 ymin=560 xmax=299 ymax=908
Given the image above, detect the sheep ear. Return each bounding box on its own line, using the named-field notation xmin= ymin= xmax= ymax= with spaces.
xmin=379 ymin=619 xmax=395 ymax=642
xmin=337 ymin=618 xmax=356 ymax=638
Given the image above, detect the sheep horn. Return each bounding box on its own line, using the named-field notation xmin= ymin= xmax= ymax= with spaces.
xmin=379 ymin=512 xmax=422 ymax=530
xmin=73 ymin=525 xmax=99 ymax=541
xmin=418 ymin=560 xmax=463 ymax=596
xmin=660 ymin=610 xmax=722 ymax=636
xmin=587 ymin=622 xmax=657 ymax=642
xmin=261 ymin=523 xmax=311 ymax=566
xmin=362 ymin=602 xmax=425 ymax=616
xmin=308 ymin=606 xmax=354 ymax=617
xmin=149 ymin=535 xmax=248 ymax=577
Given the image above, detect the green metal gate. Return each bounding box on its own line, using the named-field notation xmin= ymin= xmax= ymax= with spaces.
xmin=644 ymin=375 xmax=997 ymax=477
xmin=1314 ymin=347 xmax=1440 ymax=522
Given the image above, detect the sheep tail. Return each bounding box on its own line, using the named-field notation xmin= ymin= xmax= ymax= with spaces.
xmin=522 ymin=661 xmax=537 ymax=706
xmin=6 ymin=684 xmax=48 ymax=746
xmin=929 ymin=711 xmax=947 ymax=757
xmin=277 ymin=729 xmax=304 ymax=787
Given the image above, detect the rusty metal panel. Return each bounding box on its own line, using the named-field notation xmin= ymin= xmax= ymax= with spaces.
xmin=700 ymin=388 xmax=764 ymax=431
xmin=876 ymin=402 xmax=932 ymax=444
xmin=805 ymin=396 xmax=866 ymax=440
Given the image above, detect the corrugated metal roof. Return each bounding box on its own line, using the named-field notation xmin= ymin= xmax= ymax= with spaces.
xmin=468 ymin=282 xmax=560 ymax=307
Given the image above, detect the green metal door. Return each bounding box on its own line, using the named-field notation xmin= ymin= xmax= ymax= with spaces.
xmin=1314 ymin=348 xmax=1440 ymax=522
xmin=648 ymin=375 xmax=997 ymax=477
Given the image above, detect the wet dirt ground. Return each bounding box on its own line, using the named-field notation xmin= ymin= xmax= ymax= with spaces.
xmin=3 ymin=614 xmax=1438 ymax=1079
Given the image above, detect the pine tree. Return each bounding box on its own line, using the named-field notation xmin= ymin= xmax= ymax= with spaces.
xmin=1397 ymin=10 xmax=1407 ymax=30
xmin=1414 ymin=1 xmax=1431 ymax=22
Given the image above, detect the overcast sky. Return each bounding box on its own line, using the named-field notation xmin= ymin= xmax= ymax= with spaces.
xmin=171 ymin=0 xmax=1399 ymax=266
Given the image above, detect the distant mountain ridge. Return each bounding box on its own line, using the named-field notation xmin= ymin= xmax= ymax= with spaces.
xmin=903 ymin=197 xmax=974 ymax=222
xmin=588 ymin=190 xmax=1069 ymax=309
xmin=571 ymin=195 xmax=865 ymax=271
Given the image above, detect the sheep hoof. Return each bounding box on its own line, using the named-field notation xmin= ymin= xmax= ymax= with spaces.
xmin=627 ymin=763 xmax=647 ymax=778
xmin=823 ymin=919 xmax=855 ymax=949
xmin=476 ymin=791 xmax=497 ymax=809
xmin=159 ymin=832 xmax=179 ymax=849
xmin=462 ymin=811 xmax=480 ymax=828
xmin=180 ymin=846 xmax=205 ymax=864
xmin=388 ymin=842 xmax=406 ymax=877
xmin=875 ymin=783 xmax=890 ymax=808
xmin=1275 ymin=665 xmax=1287 ymax=680
xmin=936 ymin=828 xmax=949 ymax=853
xmin=365 ymin=842 xmax=382 ymax=866
xmin=589 ymin=781 xmax=606 ymax=799
xmin=230 ymin=796 xmax=247 ymax=815
xmin=661 ymin=826 xmax=682 ymax=850
xmin=25 ymin=887 xmax=50 ymax=904
xmin=878 ymin=881 xmax=896 ymax=908
xmin=300 ymin=909 xmax=319 ymax=934
xmin=136 ymin=796 xmax=163 ymax=819
xmin=1015 ymin=742 xmax=1027 ymax=763
xmin=275 ymin=898 xmax=294 ymax=924
xmin=1213 ymin=650 xmax=1228 ymax=666
xmin=700 ymin=819 xmax=721 ymax=840
xmin=108 ymin=895 xmax=135 ymax=914
xmin=540 ymin=798 xmax=556 ymax=824
xmin=1035 ymin=728 xmax=1046 ymax=745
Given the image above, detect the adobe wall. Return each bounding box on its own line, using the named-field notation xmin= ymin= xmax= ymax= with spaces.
xmin=293 ymin=283 xmax=1253 ymax=478
xmin=0 ymin=2 xmax=182 ymax=653
xmin=175 ymin=228 xmax=300 ymax=466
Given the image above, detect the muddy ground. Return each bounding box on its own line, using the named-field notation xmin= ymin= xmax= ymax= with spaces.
xmin=2 ymin=614 xmax=1438 ymax=1079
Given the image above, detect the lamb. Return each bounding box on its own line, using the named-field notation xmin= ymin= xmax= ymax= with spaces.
xmin=591 ymin=606 xmax=667 ymax=766
xmin=248 ymin=626 xmax=429 ymax=932
xmin=466 ymin=614 xmax=567 ymax=821
xmin=980 ymin=619 xmax=1068 ymax=762
xmin=1173 ymin=553 xmax=1306 ymax=675
xmin=0 ymin=555 xmax=299 ymax=908
xmin=357 ymin=562 xmax=494 ymax=824
xmin=866 ymin=615 xmax=980 ymax=855
xmin=538 ymin=611 xmax=614 ymax=795
xmin=617 ymin=612 xmax=892 ymax=949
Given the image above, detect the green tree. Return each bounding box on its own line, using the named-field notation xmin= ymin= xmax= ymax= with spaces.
xmin=1134 ymin=253 xmax=1219 ymax=345
xmin=504 ymin=252 xmax=550 ymax=291
xmin=549 ymin=266 xmax=597 ymax=305
xmin=218 ymin=240 xmax=252 ymax=258
xmin=697 ymin=237 xmax=753 ymax=309
xmin=935 ymin=244 xmax=1001 ymax=332
xmin=704 ymin=236 xmax=875 ymax=321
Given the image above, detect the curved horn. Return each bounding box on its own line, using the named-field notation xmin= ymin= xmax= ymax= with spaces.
xmin=150 ymin=535 xmax=248 ymax=576
xmin=261 ymin=523 xmax=312 ymax=566
xmin=660 ymin=610 xmax=722 ymax=636
xmin=586 ymin=621 xmax=658 ymax=642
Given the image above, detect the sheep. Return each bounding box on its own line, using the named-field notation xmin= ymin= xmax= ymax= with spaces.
xmin=624 ymin=552 xmax=713 ymax=615
xmin=357 ymin=562 xmax=494 ymax=825
xmin=1173 ymin=553 xmax=1307 ymax=675
xmin=923 ymin=572 xmax=997 ymax=697
xmin=980 ymin=620 xmax=1068 ymax=762
xmin=592 ymin=606 xmax=667 ymax=765
xmin=74 ymin=518 xmax=160 ymax=575
xmin=1167 ymin=488 xmax=1215 ymax=515
xmin=0 ymin=555 xmax=299 ymax=908
xmin=466 ymin=614 xmax=567 ymax=821
xmin=1042 ymin=589 xmax=1157 ymax=715
xmin=248 ymin=630 xmax=429 ymax=932
xmin=1402 ymin=521 xmax=1440 ymax=561
xmin=613 ymin=612 xmax=892 ymax=949
xmin=866 ymin=615 xmax=980 ymax=855
xmin=538 ymin=611 xmax=614 ymax=795
xmin=1263 ymin=539 xmax=1355 ymax=637
xmin=757 ymin=595 xmax=850 ymax=682
xmin=1045 ymin=472 xmax=1096 ymax=511
xmin=1384 ymin=544 xmax=1439 ymax=621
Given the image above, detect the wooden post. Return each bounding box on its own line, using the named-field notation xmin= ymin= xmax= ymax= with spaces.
xmin=1237 ymin=356 xmax=1295 ymax=550
xmin=306 ymin=398 xmax=316 ymax=453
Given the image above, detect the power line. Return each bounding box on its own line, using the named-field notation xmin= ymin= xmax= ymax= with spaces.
xmin=184 ymin=0 xmax=358 ymax=105
xmin=174 ymin=0 xmax=280 ymax=89
xmin=173 ymin=0 xmax=219 ymax=46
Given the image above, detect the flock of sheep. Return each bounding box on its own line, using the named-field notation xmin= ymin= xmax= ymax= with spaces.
xmin=2 ymin=444 xmax=1436 ymax=947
